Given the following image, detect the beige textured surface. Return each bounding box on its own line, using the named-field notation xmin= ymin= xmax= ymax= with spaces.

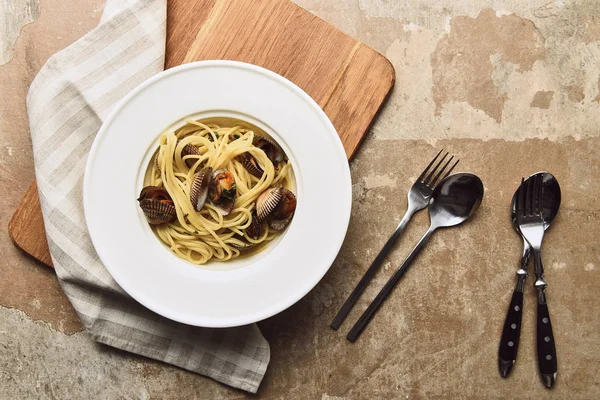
xmin=1 ymin=0 xmax=599 ymax=398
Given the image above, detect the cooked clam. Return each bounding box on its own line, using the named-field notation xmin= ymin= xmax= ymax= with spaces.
xmin=190 ymin=167 xmax=213 ymax=211
xmin=230 ymin=238 xmax=255 ymax=250
xmin=256 ymin=187 xmax=296 ymax=230
xmin=254 ymin=135 xmax=284 ymax=165
xmin=246 ymin=213 xmax=262 ymax=240
xmin=210 ymin=169 xmax=236 ymax=201
xmin=230 ymin=216 xmax=261 ymax=250
xmin=137 ymin=186 xmax=176 ymax=225
xmin=237 ymin=152 xmax=264 ymax=178
xmin=209 ymin=169 xmax=237 ymax=216
xmin=182 ymin=143 xmax=201 ymax=168
xmin=256 ymin=187 xmax=282 ymax=222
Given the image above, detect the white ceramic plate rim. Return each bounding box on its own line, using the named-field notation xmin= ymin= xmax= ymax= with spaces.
xmin=84 ymin=60 xmax=351 ymax=327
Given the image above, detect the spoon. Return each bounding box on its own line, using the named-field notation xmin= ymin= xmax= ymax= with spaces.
xmin=511 ymin=171 xmax=561 ymax=234
xmin=347 ymin=173 xmax=484 ymax=342
xmin=499 ymin=172 xmax=561 ymax=378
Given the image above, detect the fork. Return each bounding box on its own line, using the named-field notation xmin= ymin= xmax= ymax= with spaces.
xmin=515 ymin=175 xmax=557 ymax=388
xmin=330 ymin=150 xmax=459 ymax=330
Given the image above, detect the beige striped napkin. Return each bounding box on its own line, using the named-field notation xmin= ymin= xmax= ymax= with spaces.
xmin=27 ymin=0 xmax=270 ymax=393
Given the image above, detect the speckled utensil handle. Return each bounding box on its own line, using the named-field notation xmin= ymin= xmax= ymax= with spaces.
xmin=498 ymin=239 xmax=531 ymax=378
xmin=537 ymin=302 xmax=557 ymax=388
xmin=498 ymin=247 xmax=530 ymax=378
xmin=535 ymin=255 xmax=557 ymax=390
xmin=498 ymin=290 xmax=523 ymax=377
xmin=532 ymin=248 xmax=557 ymax=388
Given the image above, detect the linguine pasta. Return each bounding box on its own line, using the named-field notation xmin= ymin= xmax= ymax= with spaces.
xmin=141 ymin=119 xmax=294 ymax=265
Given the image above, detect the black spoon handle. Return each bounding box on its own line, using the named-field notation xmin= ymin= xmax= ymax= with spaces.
xmin=533 ymin=251 xmax=557 ymax=388
xmin=537 ymin=301 xmax=557 ymax=388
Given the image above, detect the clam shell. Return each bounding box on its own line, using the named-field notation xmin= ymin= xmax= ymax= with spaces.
xmin=212 ymin=198 xmax=234 ymax=216
xmin=138 ymin=186 xmax=170 ymax=202
xmin=237 ymin=152 xmax=264 ymax=178
xmin=182 ymin=143 xmax=201 ymax=168
xmin=210 ymin=168 xmax=236 ymax=201
xmin=269 ymin=217 xmax=291 ymax=231
xmin=199 ymin=169 xmax=236 ymax=216
xmin=190 ymin=167 xmax=213 ymax=211
xmin=268 ymin=188 xmax=296 ymax=231
xmin=230 ymin=239 xmax=255 ymax=250
xmin=256 ymin=187 xmax=283 ymax=222
xmin=246 ymin=214 xmax=262 ymax=240
xmin=139 ymin=198 xmax=176 ymax=225
xmin=254 ymin=135 xmax=284 ymax=165
xmin=212 ymin=168 xmax=225 ymax=179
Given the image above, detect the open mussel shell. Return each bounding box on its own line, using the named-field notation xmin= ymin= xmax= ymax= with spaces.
xmin=138 ymin=186 xmax=176 ymax=225
xmin=254 ymin=135 xmax=284 ymax=165
xmin=256 ymin=187 xmax=296 ymax=230
xmin=182 ymin=143 xmax=201 ymax=169
xmin=237 ymin=152 xmax=264 ymax=178
xmin=190 ymin=167 xmax=213 ymax=211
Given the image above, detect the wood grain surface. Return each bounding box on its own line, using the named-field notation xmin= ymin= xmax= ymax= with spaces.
xmin=9 ymin=0 xmax=395 ymax=268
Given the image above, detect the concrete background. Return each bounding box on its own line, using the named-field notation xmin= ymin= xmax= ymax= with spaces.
xmin=1 ymin=0 xmax=599 ymax=398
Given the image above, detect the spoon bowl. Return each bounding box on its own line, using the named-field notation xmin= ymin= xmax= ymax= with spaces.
xmin=429 ymin=173 xmax=484 ymax=229
xmin=511 ymin=172 xmax=561 ymax=232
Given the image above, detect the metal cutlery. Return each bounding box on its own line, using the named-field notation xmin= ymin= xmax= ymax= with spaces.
xmin=346 ymin=173 xmax=484 ymax=342
xmin=498 ymin=172 xmax=561 ymax=381
xmin=330 ymin=150 xmax=459 ymax=330
xmin=511 ymin=174 xmax=559 ymax=388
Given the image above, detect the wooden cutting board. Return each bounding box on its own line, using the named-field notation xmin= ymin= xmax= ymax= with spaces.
xmin=8 ymin=0 xmax=394 ymax=268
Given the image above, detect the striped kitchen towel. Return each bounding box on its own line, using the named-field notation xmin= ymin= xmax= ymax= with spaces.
xmin=26 ymin=0 xmax=270 ymax=393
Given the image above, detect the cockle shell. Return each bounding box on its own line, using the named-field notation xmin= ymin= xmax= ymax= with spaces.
xmin=137 ymin=186 xmax=176 ymax=225
xmin=190 ymin=167 xmax=213 ymax=211
xmin=246 ymin=213 xmax=262 ymax=240
xmin=254 ymin=135 xmax=284 ymax=165
xmin=256 ymin=187 xmax=296 ymax=230
xmin=182 ymin=143 xmax=201 ymax=168
xmin=237 ymin=152 xmax=264 ymax=178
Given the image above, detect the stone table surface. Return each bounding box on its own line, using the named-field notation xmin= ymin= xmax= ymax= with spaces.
xmin=1 ymin=0 xmax=599 ymax=399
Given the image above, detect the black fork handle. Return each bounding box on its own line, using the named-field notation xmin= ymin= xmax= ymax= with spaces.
xmin=498 ymin=246 xmax=530 ymax=377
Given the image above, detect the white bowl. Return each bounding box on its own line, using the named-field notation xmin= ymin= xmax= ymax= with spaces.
xmin=84 ymin=61 xmax=352 ymax=327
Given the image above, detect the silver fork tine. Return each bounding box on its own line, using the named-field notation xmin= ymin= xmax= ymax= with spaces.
xmin=526 ymin=176 xmax=534 ymax=216
xmin=444 ymin=158 xmax=460 ymax=179
xmin=535 ymin=174 xmax=543 ymax=215
xmin=517 ymin=177 xmax=525 ymax=217
xmin=424 ymin=152 xmax=449 ymax=185
xmin=531 ymin=176 xmax=537 ymax=216
xmin=430 ymin=156 xmax=455 ymax=187
xmin=417 ymin=149 xmax=444 ymax=182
